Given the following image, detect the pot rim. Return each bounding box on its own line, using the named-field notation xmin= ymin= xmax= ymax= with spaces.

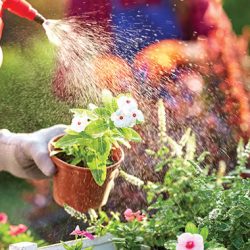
xmin=48 ymin=134 xmax=125 ymax=171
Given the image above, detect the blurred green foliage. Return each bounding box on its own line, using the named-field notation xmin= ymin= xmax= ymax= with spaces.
xmin=0 ymin=173 xmax=31 ymax=224
xmin=223 ymin=0 xmax=250 ymax=34
xmin=0 ymin=39 xmax=71 ymax=133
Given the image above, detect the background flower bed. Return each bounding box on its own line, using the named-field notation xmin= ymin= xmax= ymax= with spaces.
xmin=64 ymin=126 xmax=250 ymax=250
xmin=83 ymin=116 xmax=250 ymax=250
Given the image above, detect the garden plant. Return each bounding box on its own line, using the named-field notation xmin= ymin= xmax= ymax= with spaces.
xmin=64 ymin=100 xmax=250 ymax=250
xmin=49 ymin=90 xmax=144 ymax=212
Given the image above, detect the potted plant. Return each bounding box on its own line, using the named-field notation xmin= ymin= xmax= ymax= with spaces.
xmin=49 ymin=90 xmax=144 ymax=212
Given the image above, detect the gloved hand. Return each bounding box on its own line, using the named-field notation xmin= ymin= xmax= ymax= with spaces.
xmin=0 ymin=125 xmax=66 ymax=179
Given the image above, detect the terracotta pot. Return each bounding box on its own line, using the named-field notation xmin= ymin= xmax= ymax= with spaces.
xmin=240 ymin=170 xmax=250 ymax=179
xmin=48 ymin=135 xmax=124 ymax=212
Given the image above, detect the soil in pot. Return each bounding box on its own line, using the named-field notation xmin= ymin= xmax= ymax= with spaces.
xmin=49 ymin=135 xmax=124 ymax=213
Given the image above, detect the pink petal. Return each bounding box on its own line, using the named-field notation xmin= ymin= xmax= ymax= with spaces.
xmin=9 ymin=224 xmax=28 ymax=236
xmin=134 ymin=211 xmax=141 ymax=217
xmin=0 ymin=213 xmax=8 ymax=224
xmin=70 ymin=230 xmax=82 ymax=236
xmin=124 ymin=209 xmax=135 ymax=221
xmin=176 ymin=243 xmax=187 ymax=250
xmin=177 ymin=233 xmax=194 ymax=245
xmin=125 ymin=215 xmax=136 ymax=222
xmin=193 ymin=234 xmax=204 ymax=250
xmin=136 ymin=214 xmax=146 ymax=222
xmin=70 ymin=225 xmax=82 ymax=236
xmin=124 ymin=209 xmax=133 ymax=217
xmin=82 ymin=231 xmax=95 ymax=240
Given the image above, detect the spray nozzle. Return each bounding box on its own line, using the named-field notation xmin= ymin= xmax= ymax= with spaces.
xmin=34 ymin=13 xmax=46 ymax=25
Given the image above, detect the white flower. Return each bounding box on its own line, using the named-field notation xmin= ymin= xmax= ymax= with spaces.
xmin=130 ymin=109 xmax=144 ymax=123
xmin=117 ymin=96 xmax=138 ymax=110
xmin=111 ymin=109 xmax=135 ymax=128
xmin=70 ymin=115 xmax=90 ymax=132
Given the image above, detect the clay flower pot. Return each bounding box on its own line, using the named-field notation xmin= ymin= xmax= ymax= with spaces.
xmin=48 ymin=135 xmax=124 ymax=212
xmin=240 ymin=169 xmax=250 ymax=179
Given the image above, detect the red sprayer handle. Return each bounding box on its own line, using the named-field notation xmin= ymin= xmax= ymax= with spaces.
xmin=0 ymin=1 xmax=4 ymax=38
xmin=2 ymin=0 xmax=45 ymax=24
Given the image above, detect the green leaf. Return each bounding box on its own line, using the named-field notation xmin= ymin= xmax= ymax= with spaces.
xmin=94 ymin=107 xmax=112 ymax=117
xmin=87 ymin=153 xmax=107 ymax=186
xmin=101 ymin=89 xmax=118 ymax=112
xmin=75 ymin=240 xmax=83 ymax=250
xmin=85 ymin=119 xmax=109 ymax=137
xmin=119 ymin=128 xmax=142 ymax=142
xmin=70 ymin=157 xmax=82 ymax=166
xmin=92 ymin=137 xmax=112 ymax=158
xmin=64 ymin=128 xmax=80 ymax=135
xmin=54 ymin=134 xmax=87 ymax=148
xmin=200 ymin=227 xmax=209 ymax=241
xmin=70 ymin=109 xmax=97 ymax=120
xmin=185 ymin=222 xmax=199 ymax=234
xmin=61 ymin=242 xmax=72 ymax=250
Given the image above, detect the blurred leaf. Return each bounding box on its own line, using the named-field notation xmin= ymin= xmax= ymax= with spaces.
xmin=185 ymin=222 xmax=199 ymax=234
xmin=200 ymin=227 xmax=209 ymax=241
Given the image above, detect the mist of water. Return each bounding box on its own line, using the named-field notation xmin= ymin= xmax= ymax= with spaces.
xmin=42 ymin=17 xmax=237 ymax=167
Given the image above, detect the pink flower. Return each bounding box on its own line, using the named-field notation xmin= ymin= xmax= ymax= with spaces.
xmin=70 ymin=225 xmax=82 ymax=236
xmin=9 ymin=224 xmax=28 ymax=236
xmin=124 ymin=209 xmax=146 ymax=222
xmin=176 ymin=233 xmax=204 ymax=250
xmin=70 ymin=225 xmax=94 ymax=240
xmin=0 ymin=213 xmax=8 ymax=224
xmin=81 ymin=231 xmax=95 ymax=240
xmin=135 ymin=213 xmax=146 ymax=222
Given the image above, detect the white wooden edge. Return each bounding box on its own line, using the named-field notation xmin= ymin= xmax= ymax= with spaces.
xmin=9 ymin=234 xmax=116 ymax=250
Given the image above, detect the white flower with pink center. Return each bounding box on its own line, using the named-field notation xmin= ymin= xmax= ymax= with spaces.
xmin=111 ymin=109 xmax=135 ymax=128
xmin=176 ymin=233 xmax=204 ymax=250
xmin=70 ymin=115 xmax=91 ymax=132
xmin=130 ymin=109 xmax=144 ymax=123
xmin=117 ymin=96 xmax=138 ymax=110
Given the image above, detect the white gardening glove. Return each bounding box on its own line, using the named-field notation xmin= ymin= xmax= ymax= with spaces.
xmin=0 ymin=125 xmax=66 ymax=179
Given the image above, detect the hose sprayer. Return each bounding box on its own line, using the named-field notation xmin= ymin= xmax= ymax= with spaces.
xmin=2 ymin=0 xmax=46 ymax=25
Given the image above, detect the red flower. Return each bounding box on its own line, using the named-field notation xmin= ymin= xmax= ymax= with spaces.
xmin=9 ymin=224 xmax=28 ymax=236
xmin=124 ymin=208 xmax=146 ymax=222
xmin=0 ymin=213 xmax=8 ymax=224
